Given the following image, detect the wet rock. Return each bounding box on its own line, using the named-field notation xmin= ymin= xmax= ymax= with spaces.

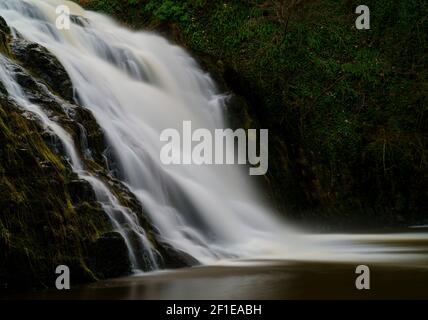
xmin=0 ymin=248 xmax=96 ymax=290
xmin=10 ymin=38 xmax=74 ymax=101
xmin=1 ymin=248 xmax=39 ymax=290
xmin=0 ymin=16 xmax=9 ymax=34
xmin=90 ymin=232 xmax=132 ymax=279
xmin=0 ymin=80 xmax=6 ymax=97
xmin=13 ymin=68 xmax=40 ymax=92
xmin=16 ymin=148 xmax=38 ymax=168
xmin=157 ymin=241 xmax=200 ymax=269
xmin=73 ymin=107 xmax=108 ymax=165
xmin=0 ymin=16 xmax=10 ymax=54
xmin=70 ymin=15 xmax=89 ymax=28
xmin=67 ymin=179 xmax=97 ymax=204
xmin=42 ymin=131 xmax=68 ymax=160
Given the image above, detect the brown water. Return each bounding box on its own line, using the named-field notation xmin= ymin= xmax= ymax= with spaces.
xmin=6 ymin=229 xmax=428 ymax=300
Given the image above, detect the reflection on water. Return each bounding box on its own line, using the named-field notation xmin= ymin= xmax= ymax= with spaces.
xmin=7 ymin=261 xmax=428 ymax=300
xmin=4 ymin=230 xmax=428 ymax=300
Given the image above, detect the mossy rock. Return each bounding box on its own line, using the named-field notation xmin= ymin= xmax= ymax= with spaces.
xmin=0 ymin=16 xmax=10 ymax=55
xmin=10 ymin=38 xmax=74 ymax=101
xmin=88 ymin=232 xmax=132 ymax=279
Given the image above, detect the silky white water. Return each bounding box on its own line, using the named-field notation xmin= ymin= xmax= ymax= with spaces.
xmin=1 ymin=0 xmax=427 ymax=269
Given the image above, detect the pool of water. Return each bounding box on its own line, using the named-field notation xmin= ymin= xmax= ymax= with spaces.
xmin=6 ymin=229 xmax=428 ymax=300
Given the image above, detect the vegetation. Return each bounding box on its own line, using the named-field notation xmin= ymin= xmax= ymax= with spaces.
xmin=76 ymin=0 xmax=427 ymax=228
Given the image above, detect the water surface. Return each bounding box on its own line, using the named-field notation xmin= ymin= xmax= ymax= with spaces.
xmin=9 ymin=230 xmax=428 ymax=300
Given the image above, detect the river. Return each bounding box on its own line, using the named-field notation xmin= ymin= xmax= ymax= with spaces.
xmin=5 ymin=228 xmax=428 ymax=300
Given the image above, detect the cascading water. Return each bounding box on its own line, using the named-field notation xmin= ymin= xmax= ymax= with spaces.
xmin=1 ymin=0 xmax=427 ymax=272
xmin=0 ymin=0 xmax=299 ymax=267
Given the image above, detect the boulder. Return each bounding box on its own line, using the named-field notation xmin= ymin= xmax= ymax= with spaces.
xmin=10 ymin=38 xmax=74 ymax=101
xmin=67 ymin=179 xmax=97 ymax=204
xmin=90 ymin=232 xmax=132 ymax=279
xmin=157 ymin=241 xmax=200 ymax=269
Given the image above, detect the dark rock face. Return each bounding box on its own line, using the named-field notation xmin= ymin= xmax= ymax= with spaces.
xmin=68 ymin=179 xmax=97 ymax=204
xmin=70 ymin=15 xmax=89 ymax=28
xmin=0 ymin=16 xmax=8 ymax=32
xmin=88 ymin=232 xmax=131 ymax=279
xmin=72 ymin=107 xmax=108 ymax=166
xmin=0 ymin=79 xmax=6 ymax=96
xmin=10 ymin=38 xmax=74 ymax=101
xmin=0 ymin=16 xmax=9 ymax=54
xmin=157 ymin=242 xmax=199 ymax=269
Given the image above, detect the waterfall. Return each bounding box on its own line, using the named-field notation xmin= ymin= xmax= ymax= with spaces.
xmin=1 ymin=0 xmax=428 ymax=273
xmin=0 ymin=0 xmax=299 ymax=268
